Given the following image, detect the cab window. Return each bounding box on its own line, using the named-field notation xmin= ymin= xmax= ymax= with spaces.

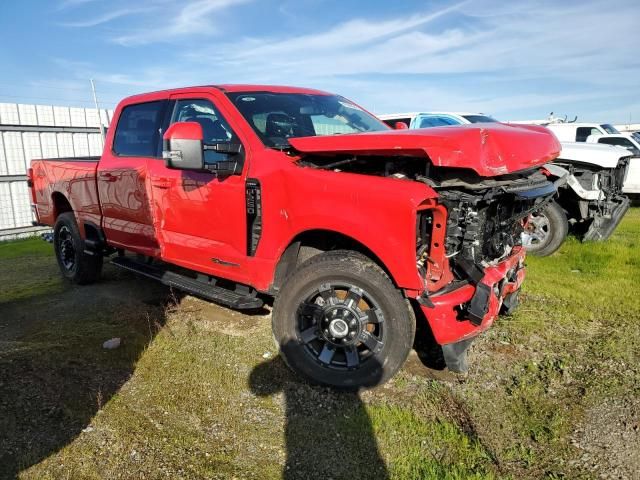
xmin=170 ymin=99 xmax=238 ymax=164
xmin=576 ymin=127 xmax=600 ymax=142
xmin=113 ymin=101 xmax=166 ymax=157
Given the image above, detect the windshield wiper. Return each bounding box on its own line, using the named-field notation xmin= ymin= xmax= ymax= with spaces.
xmin=314 ymin=157 xmax=360 ymax=170
xmin=269 ymin=143 xmax=294 ymax=152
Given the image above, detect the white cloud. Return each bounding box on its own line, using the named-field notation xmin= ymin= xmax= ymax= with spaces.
xmin=110 ymin=0 xmax=253 ymax=46
xmin=59 ymin=8 xmax=152 ymax=27
xmin=52 ymin=0 xmax=640 ymax=122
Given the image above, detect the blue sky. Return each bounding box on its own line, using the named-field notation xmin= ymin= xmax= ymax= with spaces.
xmin=0 ymin=0 xmax=638 ymax=123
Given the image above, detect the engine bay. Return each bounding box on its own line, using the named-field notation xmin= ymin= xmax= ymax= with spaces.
xmin=302 ymin=154 xmax=555 ymax=269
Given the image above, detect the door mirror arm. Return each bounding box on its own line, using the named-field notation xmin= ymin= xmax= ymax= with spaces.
xmin=204 ymin=143 xmax=242 ymax=154
xmin=204 ymin=159 xmax=242 ymax=177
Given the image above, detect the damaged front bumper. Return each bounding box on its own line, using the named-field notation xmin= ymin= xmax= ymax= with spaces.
xmin=582 ymin=194 xmax=630 ymax=242
xmin=418 ymin=246 xmax=527 ymax=371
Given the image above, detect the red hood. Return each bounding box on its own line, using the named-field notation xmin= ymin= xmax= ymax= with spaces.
xmin=288 ymin=123 xmax=560 ymax=177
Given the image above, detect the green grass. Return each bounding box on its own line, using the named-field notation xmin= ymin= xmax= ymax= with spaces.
xmin=0 ymin=236 xmax=53 ymax=260
xmin=1 ymin=211 xmax=639 ymax=479
xmin=0 ymin=237 xmax=65 ymax=303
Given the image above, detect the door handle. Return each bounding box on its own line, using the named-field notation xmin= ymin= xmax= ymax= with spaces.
xmin=152 ymin=178 xmax=171 ymax=189
xmin=99 ymin=172 xmax=118 ymax=182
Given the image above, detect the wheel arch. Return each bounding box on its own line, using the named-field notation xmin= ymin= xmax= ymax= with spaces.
xmin=270 ymin=229 xmax=398 ymax=294
xmin=51 ymin=191 xmax=73 ymax=219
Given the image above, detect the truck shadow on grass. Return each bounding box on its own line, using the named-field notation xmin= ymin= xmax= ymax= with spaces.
xmin=0 ymin=265 xmax=175 ymax=479
xmin=249 ymin=344 xmax=389 ymax=480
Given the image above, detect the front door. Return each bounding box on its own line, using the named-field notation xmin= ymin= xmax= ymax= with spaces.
xmin=146 ymin=94 xmax=249 ymax=282
xmin=97 ymin=100 xmax=167 ymax=255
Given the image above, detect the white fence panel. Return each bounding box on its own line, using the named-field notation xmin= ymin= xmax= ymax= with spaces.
xmin=72 ymin=133 xmax=90 ymax=157
xmin=88 ymin=133 xmax=104 ymax=156
xmin=36 ymin=105 xmax=55 ymax=126
xmin=57 ymin=133 xmax=74 ymax=157
xmin=0 ymin=103 xmax=20 ymax=125
xmin=40 ymin=132 xmax=59 ymax=158
xmin=0 ymin=182 xmax=14 ymax=229
xmin=10 ymin=181 xmax=31 ymax=227
xmin=22 ymin=132 xmax=43 ymax=171
xmin=3 ymin=132 xmax=25 ymax=175
xmin=18 ymin=104 xmax=38 ymax=125
xmin=53 ymin=106 xmax=71 ymax=127
xmin=69 ymin=107 xmax=87 ymax=127
xmin=85 ymin=108 xmax=101 ymax=127
xmin=0 ymin=134 xmax=7 ymax=176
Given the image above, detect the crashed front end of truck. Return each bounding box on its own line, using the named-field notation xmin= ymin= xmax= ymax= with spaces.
xmin=414 ymin=166 xmax=556 ymax=370
xmin=290 ymin=124 xmax=560 ymax=371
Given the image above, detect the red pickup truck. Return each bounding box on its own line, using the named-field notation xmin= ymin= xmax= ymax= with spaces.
xmin=30 ymin=85 xmax=560 ymax=388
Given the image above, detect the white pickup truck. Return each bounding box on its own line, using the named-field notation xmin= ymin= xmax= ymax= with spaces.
xmin=585 ymin=133 xmax=640 ymax=194
xmin=544 ymin=122 xmax=621 ymax=142
xmin=524 ymin=142 xmax=632 ymax=255
xmin=378 ymin=112 xmax=635 ymax=256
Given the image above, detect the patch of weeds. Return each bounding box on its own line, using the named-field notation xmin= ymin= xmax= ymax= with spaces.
xmin=369 ymin=404 xmax=497 ymax=479
xmin=506 ymin=357 xmax=571 ymax=444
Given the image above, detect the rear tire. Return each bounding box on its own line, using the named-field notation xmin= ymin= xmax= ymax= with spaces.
xmin=272 ymin=250 xmax=415 ymax=389
xmin=524 ymin=201 xmax=568 ymax=257
xmin=53 ymin=212 xmax=103 ymax=284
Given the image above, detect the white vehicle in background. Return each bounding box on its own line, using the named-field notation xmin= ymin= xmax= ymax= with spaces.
xmin=585 ymin=133 xmax=640 ymax=194
xmin=378 ymin=112 xmax=498 ymax=129
xmin=378 ymin=110 xmax=634 ymax=256
xmin=524 ymin=142 xmax=632 ymax=255
xmin=543 ymin=122 xmax=620 ymax=142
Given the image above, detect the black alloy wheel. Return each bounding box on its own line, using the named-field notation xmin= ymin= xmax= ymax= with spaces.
xmin=297 ymin=283 xmax=386 ymax=370
xmin=53 ymin=212 xmax=103 ymax=284
xmin=57 ymin=225 xmax=76 ymax=271
xmin=272 ymin=250 xmax=415 ymax=389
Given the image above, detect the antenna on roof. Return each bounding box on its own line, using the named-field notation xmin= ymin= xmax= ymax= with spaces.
xmin=90 ymin=79 xmax=106 ymax=142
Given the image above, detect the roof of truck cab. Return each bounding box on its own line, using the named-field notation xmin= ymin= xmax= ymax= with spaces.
xmin=120 ymin=84 xmax=332 ymax=104
xmin=216 ymin=84 xmax=331 ymax=95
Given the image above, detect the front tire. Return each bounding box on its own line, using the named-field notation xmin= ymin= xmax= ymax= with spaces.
xmin=53 ymin=212 xmax=102 ymax=284
xmin=272 ymin=250 xmax=415 ymax=389
xmin=524 ymin=201 xmax=568 ymax=257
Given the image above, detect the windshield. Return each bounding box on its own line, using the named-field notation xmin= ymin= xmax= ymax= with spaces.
xmin=601 ymin=124 xmax=620 ymax=134
xmin=462 ymin=115 xmax=498 ymax=123
xmin=417 ymin=115 xmax=461 ymax=128
xmin=226 ymin=92 xmax=389 ymax=147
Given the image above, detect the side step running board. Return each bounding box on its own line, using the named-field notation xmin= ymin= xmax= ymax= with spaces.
xmin=111 ymin=256 xmax=263 ymax=310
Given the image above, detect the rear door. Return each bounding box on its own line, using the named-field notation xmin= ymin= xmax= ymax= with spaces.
xmin=146 ymin=93 xmax=250 ymax=281
xmin=97 ymin=100 xmax=167 ymax=255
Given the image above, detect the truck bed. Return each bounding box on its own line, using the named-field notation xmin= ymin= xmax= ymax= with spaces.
xmin=31 ymin=157 xmax=101 ymax=228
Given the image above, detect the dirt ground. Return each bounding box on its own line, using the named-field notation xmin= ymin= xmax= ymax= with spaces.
xmin=1 ymin=210 xmax=639 ymax=479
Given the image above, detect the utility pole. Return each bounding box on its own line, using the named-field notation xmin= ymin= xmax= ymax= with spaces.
xmin=90 ymin=79 xmax=106 ymax=142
